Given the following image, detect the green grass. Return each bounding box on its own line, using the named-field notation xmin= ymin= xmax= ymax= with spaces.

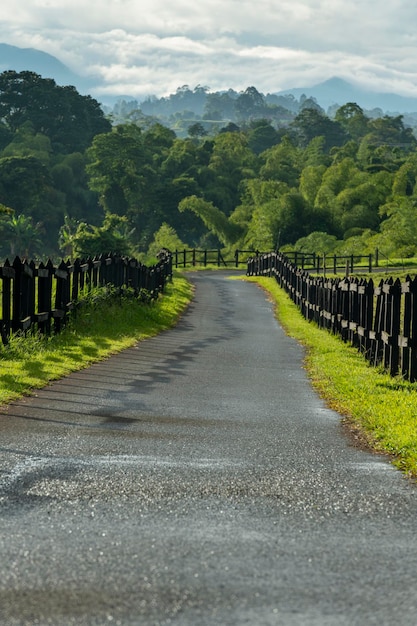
xmin=245 ymin=276 xmax=417 ymax=478
xmin=0 ymin=273 xmax=193 ymax=405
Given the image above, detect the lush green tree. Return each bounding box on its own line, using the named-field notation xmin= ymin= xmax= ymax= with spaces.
xmin=147 ymin=223 xmax=188 ymax=259
xmin=51 ymin=152 xmax=102 ymax=225
xmin=244 ymin=200 xmax=279 ymax=250
xmin=259 ymin=136 xmax=302 ymax=187
xmin=206 ymin=131 xmax=258 ymax=215
xmin=2 ymin=121 xmax=52 ymax=165
xmin=334 ymin=103 xmax=369 ymax=141
xmin=0 ymin=213 xmax=44 ymax=258
xmin=290 ymin=108 xmax=346 ymax=151
xmin=302 ymin=136 xmax=330 ymax=167
xmin=0 ymin=155 xmax=51 ymax=215
xmin=247 ymin=120 xmax=280 ymax=155
xmin=178 ymin=195 xmax=244 ymax=245
xmin=377 ymin=196 xmax=417 ymax=257
xmin=357 ymin=115 xmax=416 ymax=171
xmin=330 ymin=140 xmax=359 ymax=164
xmin=203 ymin=91 xmax=236 ymax=120
xmin=335 ymin=229 xmax=378 ymax=256
xmin=160 ymin=138 xmax=200 ymax=178
xmin=244 ymin=190 xmax=307 ymax=249
xmin=142 ymin=123 xmax=176 ymax=160
xmin=293 ymin=231 xmax=339 ymax=254
xmin=391 ymin=155 xmax=417 ymax=196
xmin=188 ymin=122 xmax=208 ymax=138
xmin=234 ymin=86 xmax=265 ymax=121
xmin=334 ymin=170 xmax=392 ymax=233
xmin=299 ymin=165 xmax=327 ymax=207
xmin=86 ymin=125 xmax=149 ymax=214
xmin=71 ymin=213 xmax=135 ymax=258
xmin=0 ymin=71 xmax=111 ymax=153
xmin=219 ymin=122 xmax=241 ymax=134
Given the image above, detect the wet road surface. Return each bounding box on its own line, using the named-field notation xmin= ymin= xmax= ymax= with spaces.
xmin=0 ymin=271 xmax=416 ymax=625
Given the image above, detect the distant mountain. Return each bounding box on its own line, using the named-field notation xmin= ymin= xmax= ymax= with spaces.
xmin=2 ymin=43 xmax=417 ymax=116
xmin=275 ymin=77 xmax=417 ymax=114
xmin=0 ymin=43 xmax=91 ymax=94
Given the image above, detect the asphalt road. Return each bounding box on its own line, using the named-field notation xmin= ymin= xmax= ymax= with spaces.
xmin=0 ymin=271 xmax=416 ymax=626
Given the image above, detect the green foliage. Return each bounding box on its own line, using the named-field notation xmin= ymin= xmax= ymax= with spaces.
xmin=0 ymin=70 xmax=111 ymax=152
xmin=0 ymin=274 xmax=193 ymax=405
xmin=377 ymin=196 xmax=417 ymax=257
xmin=0 ymin=71 xmax=417 ymax=262
xmin=147 ymin=223 xmax=188 ymax=258
xmin=0 ymin=202 xmax=13 ymax=214
xmin=260 ymin=136 xmax=301 ymax=186
xmin=188 ymin=122 xmax=208 ymax=137
xmin=293 ymin=231 xmax=339 ymax=254
xmin=334 ymin=103 xmax=369 ymax=141
xmin=179 ymin=195 xmax=244 ymax=245
xmin=0 ymin=213 xmax=44 ymax=258
xmin=290 ymin=108 xmax=346 ymax=151
xmin=247 ymin=119 xmax=280 ymax=155
xmin=71 ymin=213 xmax=135 ymax=258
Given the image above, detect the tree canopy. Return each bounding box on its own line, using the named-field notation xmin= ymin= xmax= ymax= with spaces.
xmin=0 ymin=72 xmax=417 ymax=261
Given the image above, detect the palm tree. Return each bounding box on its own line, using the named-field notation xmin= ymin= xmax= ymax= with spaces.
xmin=2 ymin=214 xmax=44 ymax=258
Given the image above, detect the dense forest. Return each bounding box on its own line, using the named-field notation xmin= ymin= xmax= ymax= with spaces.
xmin=1 ymin=71 xmax=417 ymax=262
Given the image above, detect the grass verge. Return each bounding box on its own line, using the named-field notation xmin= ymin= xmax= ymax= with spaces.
xmin=245 ymin=276 xmax=417 ymax=478
xmin=0 ymin=272 xmax=193 ymax=406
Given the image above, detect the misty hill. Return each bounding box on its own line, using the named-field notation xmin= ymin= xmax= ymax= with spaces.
xmin=0 ymin=43 xmax=91 ymax=93
xmin=2 ymin=43 xmax=417 ymax=118
xmin=276 ymin=77 xmax=417 ymax=114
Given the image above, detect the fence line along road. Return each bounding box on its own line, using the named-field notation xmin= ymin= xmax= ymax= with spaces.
xmin=0 ymin=251 xmax=173 ymax=345
xmin=247 ymin=250 xmax=417 ymax=382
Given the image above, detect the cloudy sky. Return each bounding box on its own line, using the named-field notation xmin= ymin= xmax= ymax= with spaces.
xmin=0 ymin=0 xmax=416 ymax=100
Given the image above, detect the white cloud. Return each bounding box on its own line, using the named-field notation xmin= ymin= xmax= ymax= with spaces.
xmin=0 ymin=0 xmax=416 ymax=99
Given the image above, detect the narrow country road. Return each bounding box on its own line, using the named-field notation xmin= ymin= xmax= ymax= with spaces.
xmin=0 ymin=271 xmax=416 ymax=625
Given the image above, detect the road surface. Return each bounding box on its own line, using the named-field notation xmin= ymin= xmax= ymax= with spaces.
xmin=0 ymin=271 xmax=416 ymax=625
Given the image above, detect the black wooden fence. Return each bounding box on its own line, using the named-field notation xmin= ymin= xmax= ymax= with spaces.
xmin=0 ymin=251 xmax=172 ymax=345
xmin=283 ymin=251 xmax=374 ymax=274
xmin=247 ymin=251 xmax=417 ymax=382
xmin=172 ymin=249 xmax=261 ymax=268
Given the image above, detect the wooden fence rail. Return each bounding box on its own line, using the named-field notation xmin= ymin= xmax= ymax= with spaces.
xmin=247 ymin=251 xmax=417 ymax=382
xmin=0 ymin=251 xmax=172 ymax=345
xmin=283 ymin=251 xmax=374 ymax=274
xmin=172 ymin=249 xmax=262 ymax=268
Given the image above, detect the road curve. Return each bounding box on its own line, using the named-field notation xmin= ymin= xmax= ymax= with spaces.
xmin=0 ymin=271 xmax=416 ymax=625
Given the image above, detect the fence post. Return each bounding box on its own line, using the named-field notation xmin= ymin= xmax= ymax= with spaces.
xmin=12 ymin=257 xmax=23 ymax=333
xmin=1 ymin=259 xmax=14 ymax=343
xmin=386 ymin=279 xmax=401 ymax=377
xmin=408 ymin=277 xmax=417 ymax=382
xmin=37 ymin=260 xmax=53 ymax=336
